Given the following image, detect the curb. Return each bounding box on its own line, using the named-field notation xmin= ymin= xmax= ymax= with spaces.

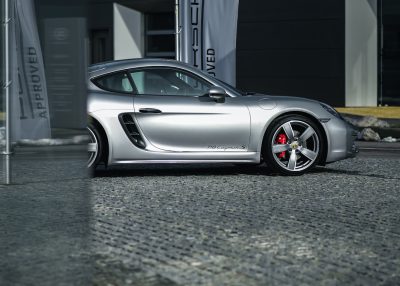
xmin=356 ymin=141 xmax=400 ymax=151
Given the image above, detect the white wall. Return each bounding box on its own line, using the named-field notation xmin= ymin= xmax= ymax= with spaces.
xmin=113 ymin=3 xmax=144 ymax=60
xmin=345 ymin=0 xmax=378 ymax=107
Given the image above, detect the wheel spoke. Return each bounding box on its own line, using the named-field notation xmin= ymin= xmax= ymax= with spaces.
xmin=287 ymin=150 xmax=297 ymax=170
xmin=282 ymin=122 xmax=295 ymax=141
xmin=272 ymin=144 xmax=290 ymax=153
xmin=299 ymin=147 xmax=317 ymax=161
xmin=299 ymin=127 xmax=315 ymax=142
xmin=88 ymin=142 xmax=97 ymax=153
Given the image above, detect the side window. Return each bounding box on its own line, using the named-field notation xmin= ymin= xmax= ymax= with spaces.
xmin=129 ymin=68 xmax=211 ymax=96
xmin=93 ymin=72 xmax=133 ymax=93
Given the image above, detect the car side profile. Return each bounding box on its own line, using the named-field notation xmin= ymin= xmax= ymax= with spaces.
xmin=87 ymin=58 xmax=358 ymax=175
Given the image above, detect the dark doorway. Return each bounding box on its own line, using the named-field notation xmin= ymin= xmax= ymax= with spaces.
xmin=379 ymin=0 xmax=400 ymax=106
xmin=236 ymin=0 xmax=345 ymax=107
xmin=90 ymin=29 xmax=112 ymax=64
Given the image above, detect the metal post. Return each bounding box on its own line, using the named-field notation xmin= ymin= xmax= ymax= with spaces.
xmin=379 ymin=0 xmax=383 ymax=106
xmin=3 ymin=0 xmax=12 ymax=184
xmin=175 ymin=0 xmax=180 ymax=61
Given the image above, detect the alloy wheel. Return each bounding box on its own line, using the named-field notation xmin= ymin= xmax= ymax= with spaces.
xmin=271 ymin=120 xmax=320 ymax=172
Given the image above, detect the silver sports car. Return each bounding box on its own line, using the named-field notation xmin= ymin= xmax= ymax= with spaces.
xmin=88 ymin=59 xmax=358 ymax=175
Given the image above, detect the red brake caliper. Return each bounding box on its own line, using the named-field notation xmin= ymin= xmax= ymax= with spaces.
xmin=276 ymin=133 xmax=287 ymax=159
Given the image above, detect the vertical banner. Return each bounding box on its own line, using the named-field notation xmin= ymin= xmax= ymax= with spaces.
xmin=43 ymin=18 xmax=87 ymax=129
xmin=11 ymin=0 xmax=51 ymax=140
xmin=180 ymin=0 xmax=239 ymax=86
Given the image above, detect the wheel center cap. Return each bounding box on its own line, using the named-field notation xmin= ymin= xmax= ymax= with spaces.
xmin=290 ymin=141 xmax=300 ymax=150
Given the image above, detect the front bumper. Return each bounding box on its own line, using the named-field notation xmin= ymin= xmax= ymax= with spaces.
xmin=325 ymin=118 xmax=359 ymax=163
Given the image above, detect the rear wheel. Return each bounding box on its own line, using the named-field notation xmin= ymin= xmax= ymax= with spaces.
xmin=88 ymin=123 xmax=104 ymax=170
xmin=264 ymin=115 xmax=324 ymax=175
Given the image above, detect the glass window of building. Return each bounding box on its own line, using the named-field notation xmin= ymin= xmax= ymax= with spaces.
xmin=145 ymin=12 xmax=175 ymax=59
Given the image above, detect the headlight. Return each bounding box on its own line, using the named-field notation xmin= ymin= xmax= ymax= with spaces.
xmin=320 ymin=103 xmax=341 ymax=119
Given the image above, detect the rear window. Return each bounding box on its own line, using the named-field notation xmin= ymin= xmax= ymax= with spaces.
xmin=93 ymin=72 xmax=133 ymax=93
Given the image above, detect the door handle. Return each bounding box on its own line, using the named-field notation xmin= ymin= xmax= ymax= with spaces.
xmin=139 ymin=108 xmax=162 ymax=114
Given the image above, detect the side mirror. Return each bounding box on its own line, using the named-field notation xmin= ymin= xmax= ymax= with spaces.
xmin=207 ymin=87 xmax=226 ymax=103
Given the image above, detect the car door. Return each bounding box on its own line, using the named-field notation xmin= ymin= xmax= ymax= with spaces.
xmin=130 ymin=67 xmax=251 ymax=152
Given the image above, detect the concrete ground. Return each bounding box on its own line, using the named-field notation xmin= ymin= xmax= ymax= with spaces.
xmin=1 ymin=142 xmax=400 ymax=285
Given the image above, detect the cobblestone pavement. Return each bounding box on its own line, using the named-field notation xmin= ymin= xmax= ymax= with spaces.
xmin=91 ymin=154 xmax=400 ymax=286
xmin=0 ymin=146 xmax=91 ymax=286
xmin=1 ymin=147 xmax=400 ymax=285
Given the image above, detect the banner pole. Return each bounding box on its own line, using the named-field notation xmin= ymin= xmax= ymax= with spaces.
xmin=175 ymin=0 xmax=180 ymax=61
xmin=3 ymin=0 xmax=12 ymax=184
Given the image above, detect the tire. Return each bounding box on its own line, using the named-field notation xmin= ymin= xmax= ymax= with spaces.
xmin=263 ymin=115 xmax=324 ymax=175
xmin=87 ymin=122 xmax=104 ymax=171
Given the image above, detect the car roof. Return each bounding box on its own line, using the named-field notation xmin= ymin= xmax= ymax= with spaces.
xmin=88 ymin=58 xmax=194 ymax=77
xmin=87 ymin=58 xmax=243 ymax=97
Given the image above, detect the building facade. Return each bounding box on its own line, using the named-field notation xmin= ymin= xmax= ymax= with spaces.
xmin=237 ymin=0 xmax=398 ymax=107
xmin=33 ymin=0 xmax=400 ymax=107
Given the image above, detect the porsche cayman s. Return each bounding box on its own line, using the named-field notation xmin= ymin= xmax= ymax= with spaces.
xmin=87 ymin=59 xmax=358 ymax=175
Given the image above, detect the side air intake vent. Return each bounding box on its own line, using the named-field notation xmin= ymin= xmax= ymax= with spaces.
xmin=119 ymin=113 xmax=146 ymax=149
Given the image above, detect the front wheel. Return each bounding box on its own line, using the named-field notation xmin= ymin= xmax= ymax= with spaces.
xmin=263 ymin=115 xmax=324 ymax=175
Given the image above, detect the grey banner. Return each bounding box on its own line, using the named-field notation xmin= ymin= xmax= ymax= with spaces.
xmin=11 ymin=0 xmax=51 ymax=140
xmin=180 ymin=0 xmax=239 ymax=86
